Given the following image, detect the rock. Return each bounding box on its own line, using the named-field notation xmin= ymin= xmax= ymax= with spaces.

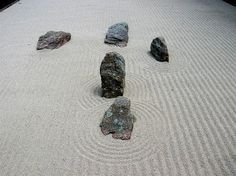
xmin=37 ymin=31 xmax=71 ymax=50
xmin=100 ymin=96 xmax=135 ymax=140
xmin=104 ymin=22 xmax=129 ymax=47
xmin=100 ymin=52 xmax=125 ymax=98
xmin=150 ymin=37 xmax=169 ymax=62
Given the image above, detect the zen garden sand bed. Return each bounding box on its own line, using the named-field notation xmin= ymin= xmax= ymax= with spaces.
xmin=0 ymin=0 xmax=235 ymax=175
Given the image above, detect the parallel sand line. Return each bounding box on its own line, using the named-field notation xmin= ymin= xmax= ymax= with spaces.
xmin=155 ymin=70 xmax=236 ymax=175
xmin=190 ymin=44 xmax=236 ymax=137
xmin=148 ymin=69 xmax=235 ymax=175
xmin=198 ymin=63 xmax=236 ymax=148
xmin=173 ymin=75 xmax=229 ymax=176
xmin=150 ymin=73 xmax=223 ymax=176
xmin=190 ymin=71 xmax=236 ymax=172
xmin=188 ymin=47 xmax=236 ymax=137
xmin=160 ymin=85 xmax=188 ymax=175
xmin=0 ymin=54 xmax=41 ymax=101
xmin=166 ymin=77 xmax=204 ymax=176
xmin=146 ymin=74 xmax=188 ymax=176
xmin=147 ymin=35 xmax=236 ymax=174
xmin=187 ymin=78 xmax=233 ymax=175
xmin=161 ymin=77 xmax=194 ymax=176
xmin=177 ymin=75 xmax=222 ymax=176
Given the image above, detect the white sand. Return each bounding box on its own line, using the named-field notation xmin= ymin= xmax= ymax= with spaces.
xmin=0 ymin=0 xmax=236 ymax=175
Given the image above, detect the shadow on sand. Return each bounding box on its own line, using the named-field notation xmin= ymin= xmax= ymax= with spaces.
xmin=0 ymin=0 xmax=19 ymax=12
xmin=223 ymin=0 xmax=236 ymax=6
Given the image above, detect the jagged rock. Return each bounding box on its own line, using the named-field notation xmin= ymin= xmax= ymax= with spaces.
xmin=100 ymin=52 xmax=125 ymax=98
xmin=37 ymin=31 xmax=71 ymax=50
xmin=150 ymin=37 xmax=169 ymax=62
xmin=100 ymin=96 xmax=135 ymax=140
xmin=104 ymin=22 xmax=129 ymax=47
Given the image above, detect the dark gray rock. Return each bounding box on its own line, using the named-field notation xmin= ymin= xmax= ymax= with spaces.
xmin=104 ymin=22 xmax=129 ymax=47
xmin=37 ymin=31 xmax=71 ymax=50
xmin=100 ymin=52 xmax=125 ymax=98
xmin=150 ymin=37 xmax=169 ymax=62
xmin=100 ymin=96 xmax=135 ymax=140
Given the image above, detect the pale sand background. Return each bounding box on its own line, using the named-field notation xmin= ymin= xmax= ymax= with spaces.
xmin=0 ymin=0 xmax=236 ymax=175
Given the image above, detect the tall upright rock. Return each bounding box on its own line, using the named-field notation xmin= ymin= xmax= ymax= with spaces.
xmin=100 ymin=52 xmax=125 ymax=98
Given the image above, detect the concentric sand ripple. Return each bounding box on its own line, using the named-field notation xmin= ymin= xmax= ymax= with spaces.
xmin=143 ymin=47 xmax=190 ymax=74
xmin=71 ymin=101 xmax=167 ymax=165
xmin=76 ymin=73 xmax=153 ymax=110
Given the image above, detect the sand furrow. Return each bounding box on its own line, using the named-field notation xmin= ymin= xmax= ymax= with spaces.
xmin=181 ymin=74 xmax=234 ymax=175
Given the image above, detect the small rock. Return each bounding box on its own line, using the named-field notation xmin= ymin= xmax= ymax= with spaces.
xmin=150 ymin=37 xmax=169 ymax=62
xmin=100 ymin=52 xmax=125 ymax=98
xmin=37 ymin=31 xmax=71 ymax=50
xmin=100 ymin=96 xmax=135 ymax=140
xmin=104 ymin=22 xmax=129 ymax=47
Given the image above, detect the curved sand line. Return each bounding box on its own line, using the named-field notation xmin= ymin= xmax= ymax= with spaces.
xmin=71 ymin=101 xmax=167 ymax=165
xmin=76 ymin=73 xmax=154 ymax=110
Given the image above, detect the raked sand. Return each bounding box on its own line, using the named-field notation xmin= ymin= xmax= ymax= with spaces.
xmin=0 ymin=0 xmax=236 ymax=175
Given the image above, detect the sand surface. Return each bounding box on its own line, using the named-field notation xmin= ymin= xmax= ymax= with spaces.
xmin=0 ymin=0 xmax=236 ymax=175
